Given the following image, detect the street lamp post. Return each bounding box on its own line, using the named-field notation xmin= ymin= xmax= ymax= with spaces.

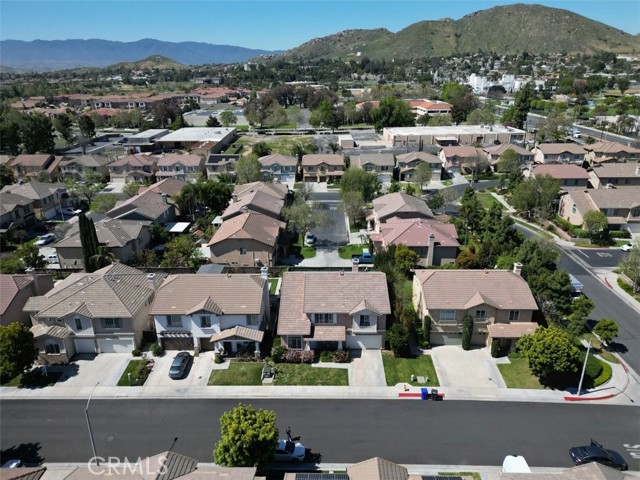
xmin=577 ymin=340 xmax=591 ymax=396
xmin=85 ymin=381 xmax=100 ymax=465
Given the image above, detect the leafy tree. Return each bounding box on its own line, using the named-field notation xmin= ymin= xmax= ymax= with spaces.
xmin=593 ymin=318 xmax=619 ymax=345
xmin=282 ymin=197 xmax=331 ymax=234
xmin=618 ymin=242 xmax=640 ymax=292
xmin=517 ymin=325 xmax=579 ymax=378
xmin=213 ymin=403 xmax=278 ymax=468
xmin=339 ymin=168 xmax=379 ymax=202
xmin=206 ymin=115 xmax=221 ymax=127
xmin=122 ymin=181 xmax=142 ymax=198
xmin=478 ymin=203 xmax=523 ymax=267
xmin=53 ymin=113 xmax=74 ymax=144
xmin=565 ymin=296 xmax=595 ymax=337
xmin=394 ymin=244 xmax=419 ymax=275
xmin=538 ymin=108 xmax=572 ymax=142
xmin=66 ymin=171 xmax=105 ymax=204
xmin=245 ymin=94 xmax=277 ymax=128
xmin=582 ymin=210 xmax=608 ymax=244
xmin=235 ymin=156 xmax=262 ymax=184
xmin=21 ymin=112 xmax=55 ymax=154
xmin=496 ymin=149 xmax=520 ymax=174
xmin=151 ymin=223 xmax=170 ymax=245
xmin=404 ymin=183 xmax=416 ymax=196
xmin=18 ymin=243 xmax=47 ymax=269
xmin=89 ymin=245 xmax=115 ymax=271
xmin=441 ymin=188 xmax=460 ymax=215
xmin=414 ymin=163 xmax=432 ymax=191
xmin=427 ymin=190 xmax=444 ymax=211
xmin=386 ymin=322 xmax=409 ymax=357
xmin=371 ymin=95 xmax=414 ymax=131
xmin=132 ymin=249 xmax=157 ymax=268
xmin=457 ymin=186 xmax=483 ymax=243
xmin=0 ymin=323 xmax=38 ymax=381
xmin=428 ymin=114 xmax=453 ymax=126
xmin=90 ymin=194 xmax=118 ymax=214
xmin=252 ymin=142 xmax=272 ymax=158
xmin=0 ymin=165 xmax=15 ymax=188
xmin=617 ymin=78 xmax=630 ymax=95
xmin=341 ymin=190 xmax=366 ymax=225
xmin=461 ymin=315 xmax=474 ymax=350
xmin=159 ymin=234 xmax=201 ymax=269
xmin=0 ymin=117 xmax=22 ymax=155
xmin=78 ymin=115 xmax=96 ymax=141
xmin=309 ymin=100 xmax=343 ymax=132
xmin=441 ymin=82 xmax=478 ymax=124
xmin=503 ymin=82 xmax=535 ymax=129
xmin=465 ymin=108 xmax=496 ymax=125
xmin=510 ymin=174 xmax=560 ymax=221
xmin=219 ymin=111 xmax=238 ymax=127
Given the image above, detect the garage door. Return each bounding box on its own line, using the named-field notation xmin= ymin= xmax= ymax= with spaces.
xmin=431 ymin=333 xmax=462 ymax=346
xmin=97 ymin=338 xmax=134 ymax=353
xmin=74 ymin=338 xmax=96 ymax=354
xmin=346 ymin=334 xmax=382 ymax=350
xmin=162 ymin=337 xmax=194 ymax=351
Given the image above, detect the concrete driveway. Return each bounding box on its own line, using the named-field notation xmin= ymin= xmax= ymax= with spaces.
xmin=430 ymin=346 xmax=506 ymax=388
xmin=349 ymin=350 xmax=386 ymax=387
xmin=144 ymin=351 xmax=214 ymax=387
xmin=46 ymin=353 xmax=131 ymax=388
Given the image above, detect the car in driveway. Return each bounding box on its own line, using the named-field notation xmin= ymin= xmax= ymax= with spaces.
xmin=168 ymin=352 xmax=192 ymax=379
xmin=274 ymin=440 xmax=306 ymax=462
xmin=621 ymin=243 xmax=635 ymax=252
xmin=61 ymin=207 xmax=82 ymax=216
xmin=35 ymin=234 xmax=55 ymax=246
xmin=569 ymin=439 xmax=628 ymax=470
xmin=1 ymin=460 xmax=23 ymax=468
xmin=304 ymin=232 xmax=316 ymax=246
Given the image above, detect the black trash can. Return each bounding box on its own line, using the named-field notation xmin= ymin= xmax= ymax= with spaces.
xmin=421 ymin=388 xmax=429 ymax=400
xmin=431 ymin=388 xmax=439 ymax=400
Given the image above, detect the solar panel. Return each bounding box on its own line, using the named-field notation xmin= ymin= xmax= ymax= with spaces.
xmin=422 ymin=476 xmax=465 ymax=480
xmin=295 ymin=474 xmax=349 ymax=480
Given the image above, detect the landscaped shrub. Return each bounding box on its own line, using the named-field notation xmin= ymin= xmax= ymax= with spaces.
xmin=583 ymin=351 xmax=603 ymax=379
xmin=283 ymin=349 xmax=314 ymax=364
xmin=573 ymin=228 xmax=587 ymax=238
xmin=331 ymin=350 xmax=351 ymax=363
xmin=490 ymin=339 xmax=501 ymax=358
xmin=319 ymin=351 xmax=333 ymax=362
xmin=423 ymin=315 xmax=432 ymax=349
xmin=554 ymin=215 xmax=575 ymax=234
xmin=386 ymin=322 xmax=410 ymax=357
xmin=462 ymin=315 xmax=474 ymax=350
xmin=609 ymin=230 xmax=631 ymax=239
xmin=214 ymin=354 xmax=224 ymax=364
xmin=150 ymin=343 xmax=163 ymax=357
xmin=592 ymin=361 xmax=612 ymax=388
xmin=131 ymin=348 xmax=142 ymax=357
xmin=271 ymin=344 xmax=287 ymax=363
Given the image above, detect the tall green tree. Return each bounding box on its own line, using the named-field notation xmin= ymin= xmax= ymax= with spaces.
xmin=89 ymin=245 xmax=115 ymax=271
xmin=510 ymin=174 xmax=560 ymax=221
xmin=339 ymin=168 xmax=379 ymax=202
xmin=282 ymin=197 xmax=331 ymax=234
xmin=341 ymin=190 xmax=367 ymax=226
xmin=90 ymin=194 xmax=118 ymax=213
xmin=213 ymin=403 xmax=279 ymax=468
xmin=517 ymin=325 xmax=579 ymax=379
xmin=0 ymin=116 xmax=22 ymax=155
xmin=565 ymin=296 xmax=595 ymax=337
xmin=593 ymin=318 xmax=619 ymax=344
xmin=235 ymin=156 xmax=262 ymax=184
xmin=21 ymin=112 xmax=55 ymax=154
xmin=457 ymin=186 xmax=483 ymax=243
xmin=503 ymin=82 xmax=535 ymax=129
xmin=79 ymin=213 xmax=99 ymax=272
xmin=618 ymin=242 xmax=640 ymax=293
xmin=496 ymin=149 xmax=520 ymax=174
xmin=461 ymin=315 xmax=474 ymax=350
xmin=441 ymin=82 xmax=479 ymax=125
xmin=159 ymin=234 xmax=201 ymax=270
xmin=0 ymin=323 xmax=38 ymax=381
xmin=252 ymin=142 xmax=272 ymax=158
xmin=122 ymin=181 xmax=142 ymax=198
xmin=394 ymin=244 xmax=419 ymax=275
xmin=245 ymin=94 xmax=277 ymax=128
xmin=371 ymin=95 xmax=415 ymax=131
xmin=219 ymin=111 xmax=237 ymax=127
xmin=309 ymin=100 xmax=343 ymax=132
xmin=18 ymin=243 xmax=47 ymax=269
xmin=414 ymin=163 xmax=432 ymax=191
xmin=53 ymin=113 xmax=74 ymax=144
xmin=0 ymin=165 xmax=15 ymax=188
xmin=78 ymin=115 xmax=96 ymax=141
xmin=582 ymin=210 xmax=608 ymax=244
xmin=206 ymin=115 xmax=221 ymax=127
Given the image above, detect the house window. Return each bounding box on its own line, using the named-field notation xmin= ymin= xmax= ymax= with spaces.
xmin=571 ymin=204 xmax=577 ymax=214
xmin=475 ymin=310 xmax=486 ymax=321
xmin=75 ymin=318 xmax=83 ymax=330
xmin=200 ymin=316 xmax=211 ymax=328
xmin=102 ymin=318 xmax=122 ymax=329
xmin=439 ymin=310 xmax=456 ymax=324
xmin=239 ymin=247 xmax=247 ymax=255
xmin=247 ymin=315 xmax=259 ymax=326
xmin=45 ymin=341 xmax=61 ymax=354
xmin=632 ymin=209 xmax=640 ymax=217
xmin=167 ymin=315 xmax=182 ymax=327
xmin=381 ymin=166 xmax=389 ymax=171
xmin=313 ymin=313 xmax=334 ymax=324
xmin=509 ymin=310 xmax=520 ymax=321
xmin=359 ymin=314 xmax=371 ymax=327
xmin=288 ymin=336 xmax=302 ymax=349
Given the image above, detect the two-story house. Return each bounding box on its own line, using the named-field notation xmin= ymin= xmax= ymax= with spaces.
xmin=531 ymin=164 xmax=590 ymax=189
xmin=0 ymin=192 xmax=35 ymax=235
xmin=588 ymin=163 xmax=640 ymax=189
xmin=7 ymin=154 xmax=62 ymax=181
xmin=205 ymin=153 xmax=240 ymax=180
xmin=413 ymin=266 xmax=539 ymax=349
xmin=108 ymin=154 xmax=159 ymax=184
xmin=58 ymin=155 xmax=112 ymax=180
xmin=150 ymin=273 xmax=270 ymax=353
xmin=351 ymin=154 xmax=395 ymax=185
xmin=277 ymin=271 xmax=391 ymax=350
xmin=23 ymin=264 xmax=164 ymax=363
xmin=221 ymin=189 xmax=284 ymax=222
xmin=369 ymin=192 xmax=435 ymax=232
xmin=106 ymin=189 xmax=176 ymax=223
xmin=156 ymin=154 xmax=205 ymax=183
xmin=584 ymin=140 xmax=640 ymax=165
xmin=301 ymin=154 xmax=345 ymax=183
xmin=533 ymin=144 xmax=587 ymax=164
xmin=258 ymin=154 xmax=297 ymax=185
xmin=1 ymin=182 xmax=68 ymax=220
xmin=0 ymin=270 xmax=54 ymax=326
xmin=483 ymin=143 xmax=533 ymax=168
xmin=438 ymin=146 xmax=485 ymax=171
xmin=395 ymin=152 xmax=443 ymax=181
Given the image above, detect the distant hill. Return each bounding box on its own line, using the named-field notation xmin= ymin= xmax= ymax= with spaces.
xmin=0 ymin=38 xmax=280 ymax=71
xmin=108 ymin=55 xmax=188 ymax=70
xmin=283 ymin=3 xmax=640 ymax=60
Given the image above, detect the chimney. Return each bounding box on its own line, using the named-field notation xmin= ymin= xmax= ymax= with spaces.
xmin=352 ymin=263 xmax=359 ymax=273
xmin=161 ymin=193 xmax=168 ymax=204
xmin=426 ymin=233 xmax=436 ymax=267
xmin=513 ymin=262 xmax=523 ymax=276
xmin=146 ymin=273 xmax=157 ymax=289
xmin=232 ymin=193 xmax=238 ymax=203
xmin=25 ymin=267 xmax=39 ymax=294
xmin=260 ymin=266 xmax=268 ymax=279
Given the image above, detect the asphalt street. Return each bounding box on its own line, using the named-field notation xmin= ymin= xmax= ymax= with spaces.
xmin=571 ymin=247 xmax=625 ymax=268
xmin=1 ymin=399 xmax=638 ymax=468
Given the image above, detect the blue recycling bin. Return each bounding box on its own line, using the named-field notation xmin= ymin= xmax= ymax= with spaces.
xmin=421 ymin=388 xmax=429 ymax=400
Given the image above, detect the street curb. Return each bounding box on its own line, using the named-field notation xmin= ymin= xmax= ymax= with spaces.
xmin=564 ymin=393 xmax=615 ymax=401
xmin=604 ymin=276 xmax=613 ymax=288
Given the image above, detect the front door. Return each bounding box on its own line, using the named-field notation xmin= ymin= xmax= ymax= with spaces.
xmin=223 ymin=341 xmax=233 ymax=354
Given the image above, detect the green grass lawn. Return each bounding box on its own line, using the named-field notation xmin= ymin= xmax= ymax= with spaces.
xmin=382 ymin=351 xmax=439 ymax=387
xmin=512 ymin=219 xmax=554 ymax=240
xmin=476 ymin=192 xmax=504 ymax=210
xmin=269 ymin=279 xmax=278 ymax=295
xmin=290 ymin=233 xmax=316 ymax=259
xmin=1 ymin=368 xmax=63 ymax=388
xmin=117 ymin=359 xmax=152 ymax=386
xmin=617 ymin=278 xmax=640 ymax=302
xmin=273 ymin=363 xmax=348 ymax=386
xmin=338 ymin=244 xmax=364 ymax=259
xmin=497 ymin=356 xmax=545 ymax=389
xmin=208 ymin=362 xmax=263 ymax=386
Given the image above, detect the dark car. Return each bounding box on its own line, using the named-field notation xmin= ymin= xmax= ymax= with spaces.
xmin=569 ymin=439 xmax=628 ymax=471
xmin=168 ymin=352 xmax=191 ymax=379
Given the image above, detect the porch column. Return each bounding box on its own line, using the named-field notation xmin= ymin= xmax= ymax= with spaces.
xmin=254 ymin=341 xmax=259 ymax=353
xmin=338 ymin=341 xmax=343 ymax=351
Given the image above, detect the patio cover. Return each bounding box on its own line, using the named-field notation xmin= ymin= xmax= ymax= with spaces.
xmin=311 ymin=325 xmax=346 ymax=342
xmin=30 ymin=324 xmax=70 ymax=339
xmin=487 ymin=322 xmax=538 ymax=339
xmin=210 ymin=326 xmax=264 ymax=343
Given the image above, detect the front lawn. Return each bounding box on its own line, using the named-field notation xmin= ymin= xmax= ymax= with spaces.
xmin=273 ymin=363 xmax=348 ymax=386
xmin=497 ymin=356 xmax=544 ymax=389
xmin=476 ymin=192 xmax=504 ymax=210
xmin=290 ymin=233 xmax=316 ymax=259
xmin=1 ymin=368 xmax=63 ymax=388
xmin=617 ymin=278 xmax=640 ymax=302
xmin=269 ymin=279 xmax=278 ymax=295
xmin=382 ymin=351 xmax=439 ymax=387
xmin=208 ymin=362 xmax=263 ymax=386
xmin=338 ymin=244 xmax=364 ymax=259
xmin=117 ymin=359 xmax=152 ymax=386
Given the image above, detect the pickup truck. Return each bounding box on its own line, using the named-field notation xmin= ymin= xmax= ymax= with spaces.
xmin=352 ymin=249 xmax=374 ymax=264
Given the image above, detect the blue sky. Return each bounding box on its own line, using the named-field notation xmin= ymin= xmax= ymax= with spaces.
xmin=1 ymin=0 xmax=638 ymax=51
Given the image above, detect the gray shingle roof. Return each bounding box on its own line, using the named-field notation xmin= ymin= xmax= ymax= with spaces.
xmin=107 ymin=190 xmax=172 ymax=221
xmin=372 ymin=192 xmax=434 ymax=223
xmin=55 ymin=218 xmax=150 ymax=248
xmin=1 ymin=182 xmax=66 ymax=201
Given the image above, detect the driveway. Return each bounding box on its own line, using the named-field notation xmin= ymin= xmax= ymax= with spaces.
xmin=429 ymin=346 xmax=506 ymax=388
xmin=144 ymin=351 xmax=214 ymax=387
xmin=297 ymin=248 xmax=353 ymax=268
xmin=349 ymin=350 xmax=386 ymax=387
xmin=45 ymin=353 xmax=131 ymax=388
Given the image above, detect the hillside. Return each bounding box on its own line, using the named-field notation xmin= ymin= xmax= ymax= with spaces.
xmin=108 ymin=55 xmax=188 ymax=70
xmin=283 ymin=3 xmax=640 ymax=60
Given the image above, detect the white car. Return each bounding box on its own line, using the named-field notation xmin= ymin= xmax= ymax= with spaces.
xmin=35 ymin=234 xmax=55 ymax=246
xmin=274 ymin=440 xmax=306 ymax=462
xmin=621 ymin=243 xmax=634 ymax=252
xmin=61 ymin=207 xmax=82 ymax=216
xmin=304 ymin=232 xmax=316 ymax=246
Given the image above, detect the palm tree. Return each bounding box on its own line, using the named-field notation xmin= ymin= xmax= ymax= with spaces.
xmin=89 ymin=245 xmax=115 ymax=271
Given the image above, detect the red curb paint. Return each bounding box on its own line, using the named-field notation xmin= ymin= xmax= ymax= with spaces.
xmin=564 ymin=394 xmax=615 ymax=401
xmin=604 ymin=277 xmax=612 ymax=288
xmin=398 ymin=393 xmax=422 ymax=398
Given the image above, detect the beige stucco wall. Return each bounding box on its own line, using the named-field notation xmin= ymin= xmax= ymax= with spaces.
xmin=210 ymin=238 xmax=276 ymax=267
xmin=557 ymin=195 xmax=586 ymax=226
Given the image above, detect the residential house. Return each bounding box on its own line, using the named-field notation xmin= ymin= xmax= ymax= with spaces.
xmin=58 ymin=154 xmax=112 ymax=180
xmin=7 ymin=154 xmax=62 ymax=181
xmin=54 ymin=218 xmax=151 ymax=269
xmin=284 ymin=457 xmax=423 ymax=480
xmin=483 ymin=143 xmax=533 ymax=167
xmin=108 ymin=154 xmax=159 ymax=184
xmin=207 ymin=212 xmax=285 ymax=267
xmin=150 ymin=272 xmax=270 ymax=352
xmin=0 ymin=192 xmax=35 ymax=234
xmin=369 ymin=192 xmax=435 ymax=232
xmin=205 ymin=153 xmax=240 ymax=180
xmin=234 ymin=181 xmax=290 ymax=202
xmin=222 ymin=189 xmax=284 ymax=221
xmin=258 ymin=154 xmax=297 ymax=185
xmin=277 ymin=271 xmax=391 ymax=350
xmin=584 ymin=140 xmax=640 ymax=165
xmin=532 ymin=143 xmax=587 ymax=164
xmin=407 ymin=99 xmax=452 ymax=118
xmin=395 ymin=151 xmax=443 ymax=181
xmin=156 ymin=153 xmax=205 ymax=183
xmin=0 ymin=271 xmax=54 ymax=326
xmin=439 ymin=146 xmax=486 ymax=171
xmin=413 ymin=266 xmax=539 ymax=348
xmin=138 ymin=178 xmax=188 ymax=198
xmin=1 ymin=182 xmax=68 ymax=220
xmin=124 ymin=129 xmax=170 ymax=153
xmin=531 ymin=164 xmax=590 ymax=188
xmin=351 ymin=153 xmax=395 ymax=184
xmin=557 ymin=186 xmax=640 ymax=234
xmin=301 ymin=154 xmax=345 ymax=183
xmin=588 ymin=163 xmax=640 ymax=188
xmin=23 ymin=264 xmax=164 ymax=363
xmin=156 ymin=127 xmax=236 ymax=152
xmin=106 ymin=189 xmax=177 ymax=223
xmin=371 ymin=218 xmax=459 ymax=266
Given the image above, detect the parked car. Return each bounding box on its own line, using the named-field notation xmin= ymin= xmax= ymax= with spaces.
xmin=569 ymin=439 xmax=628 ymax=471
xmin=274 ymin=440 xmax=306 ymax=462
xmin=35 ymin=234 xmax=55 ymax=246
xmin=304 ymin=232 xmax=316 ymax=246
xmin=61 ymin=207 xmax=82 ymax=216
xmin=621 ymin=243 xmax=634 ymax=252
xmin=45 ymin=253 xmax=59 ymax=264
xmin=351 ymin=248 xmax=374 ymax=264
xmin=168 ymin=352 xmax=191 ymax=379
xmin=1 ymin=460 xmax=23 ymax=468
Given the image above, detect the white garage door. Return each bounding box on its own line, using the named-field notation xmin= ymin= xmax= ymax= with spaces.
xmin=98 ymin=338 xmax=134 ymax=353
xmin=346 ymin=334 xmax=383 ymax=350
xmin=74 ymin=338 xmax=96 ymax=354
xmin=431 ymin=333 xmax=462 ymax=346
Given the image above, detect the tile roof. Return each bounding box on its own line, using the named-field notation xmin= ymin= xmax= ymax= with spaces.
xmin=0 ymin=192 xmax=32 ymax=216
xmin=372 ymin=192 xmax=434 ymax=222
xmin=55 ymin=218 xmax=150 ymax=248
xmin=441 ymin=146 xmax=479 ymax=158
xmin=352 ymin=153 xmax=395 ymax=168
xmin=395 ymin=151 xmax=442 ymax=165
xmin=301 ymin=154 xmax=345 ymax=166
xmin=312 ymin=325 xmax=346 ymax=341
xmin=487 ymin=322 xmax=538 ymax=338
xmin=1 ymin=182 xmax=66 ymax=201
xmin=109 ymin=154 xmax=159 ymax=168
xmin=347 ymin=457 xmax=409 ymax=480
xmin=0 ymin=275 xmax=34 ymax=315
xmin=9 ymin=154 xmax=53 ymax=167
xmin=223 ymin=189 xmax=284 ymax=220
xmin=150 ymin=274 xmax=267 ymax=315
xmin=585 ymin=140 xmax=640 ymax=155
xmin=414 ymin=269 xmax=539 ymax=311
xmin=208 ymin=212 xmax=284 ymax=247
xmin=483 ymin=143 xmax=530 ymax=156
xmin=210 ymin=325 xmax=264 ymax=343
xmin=24 ymin=264 xmax=161 ymax=319
xmin=562 ymin=189 xmax=596 ymax=216
xmin=277 ymin=272 xmax=390 ymax=336
xmin=107 ymin=190 xmax=173 ymax=221
xmin=139 ymin=178 xmax=189 ymax=197
xmin=157 ymin=154 xmax=204 ymax=167
xmin=233 ymin=181 xmax=289 ymax=200
xmin=536 ymin=143 xmax=587 ymax=155
xmin=374 ymin=218 xmax=459 ymax=248
xmin=587 ymin=186 xmax=640 ymax=209
xmin=532 ymin=164 xmax=590 ymax=179
xmin=30 ymin=324 xmax=71 ymax=338
xmin=258 ymin=153 xmax=297 ymax=167
xmin=59 ymin=154 xmax=112 ymax=168
xmin=407 ymin=99 xmax=452 ymax=111
xmin=590 ymin=163 xmax=640 ymax=178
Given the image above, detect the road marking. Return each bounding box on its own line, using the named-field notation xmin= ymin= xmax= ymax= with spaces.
xmin=578 ymin=250 xmax=589 ymax=258
xmin=595 ymin=252 xmax=612 ymax=257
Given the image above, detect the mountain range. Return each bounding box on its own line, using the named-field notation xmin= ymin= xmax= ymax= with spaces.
xmin=1 ymin=4 xmax=639 ymax=71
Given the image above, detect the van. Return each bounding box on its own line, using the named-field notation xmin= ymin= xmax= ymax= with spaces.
xmin=46 ymin=254 xmax=59 ymax=264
